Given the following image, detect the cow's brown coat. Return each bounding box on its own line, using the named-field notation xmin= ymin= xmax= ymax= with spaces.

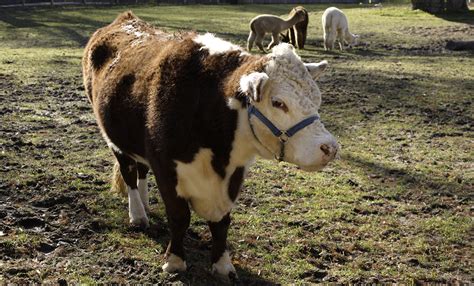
xmin=83 ymin=11 xmax=269 ymax=271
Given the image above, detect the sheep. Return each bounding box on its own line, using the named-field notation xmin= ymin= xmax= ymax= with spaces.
xmin=281 ymin=6 xmax=309 ymax=50
xmin=247 ymin=9 xmax=306 ymax=52
xmin=322 ymin=7 xmax=359 ymax=51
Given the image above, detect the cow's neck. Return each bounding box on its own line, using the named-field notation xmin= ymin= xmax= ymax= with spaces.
xmin=223 ymin=55 xmax=274 ymax=164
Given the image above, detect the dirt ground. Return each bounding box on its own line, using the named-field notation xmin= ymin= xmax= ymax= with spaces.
xmin=1 ymin=4 xmax=473 ymax=284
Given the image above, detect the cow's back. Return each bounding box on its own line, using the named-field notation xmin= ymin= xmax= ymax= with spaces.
xmin=82 ymin=11 xmax=199 ymax=157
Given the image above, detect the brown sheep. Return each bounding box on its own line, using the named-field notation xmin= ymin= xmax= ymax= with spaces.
xmin=281 ymin=6 xmax=309 ymax=49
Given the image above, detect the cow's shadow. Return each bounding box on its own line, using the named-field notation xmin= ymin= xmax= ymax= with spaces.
xmin=145 ymin=212 xmax=276 ymax=285
xmin=434 ymin=10 xmax=474 ymax=25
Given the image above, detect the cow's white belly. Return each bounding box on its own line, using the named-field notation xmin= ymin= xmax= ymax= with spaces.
xmin=175 ymin=148 xmax=236 ymax=222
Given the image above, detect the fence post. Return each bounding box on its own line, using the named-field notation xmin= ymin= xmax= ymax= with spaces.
xmin=51 ymin=0 xmax=54 ymax=5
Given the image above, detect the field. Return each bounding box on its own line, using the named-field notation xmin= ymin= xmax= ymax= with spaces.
xmin=0 ymin=3 xmax=473 ymax=284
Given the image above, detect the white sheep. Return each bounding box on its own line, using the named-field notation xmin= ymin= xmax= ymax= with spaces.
xmin=247 ymin=10 xmax=306 ymax=52
xmin=322 ymin=7 xmax=359 ymax=51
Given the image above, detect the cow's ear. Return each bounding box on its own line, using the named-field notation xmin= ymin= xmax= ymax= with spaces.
xmin=240 ymin=72 xmax=269 ymax=102
xmin=305 ymin=60 xmax=328 ymax=80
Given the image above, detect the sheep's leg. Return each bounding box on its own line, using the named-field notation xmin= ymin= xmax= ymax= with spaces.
xmin=247 ymin=30 xmax=256 ymax=51
xmin=289 ymin=27 xmax=296 ymax=47
xmin=326 ymin=31 xmax=336 ymax=50
xmin=323 ymin=31 xmax=329 ymax=50
xmin=266 ymin=32 xmax=280 ymax=50
xmin=255 ymin=33 xmax=266 ymax=53
xmin=331 ymin=31 xmax=338 ymax=50
xmin=337 ymin=31 xmax=344 ymax=51
xmin=292 ymin=27 xmax=299 ymax=48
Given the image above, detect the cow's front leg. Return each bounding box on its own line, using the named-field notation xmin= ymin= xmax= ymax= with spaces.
xmin=162 ymin=197 xmax=190 ymax=273
xmin=209 ymin=213 xmax=236 ymax=278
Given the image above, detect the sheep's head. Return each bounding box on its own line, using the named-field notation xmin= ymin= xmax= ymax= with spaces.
xmin=346 ymin=33 xmax=359 ymax=47
xmin=240 ymin=44 xmax=339 ymax=171
xmin=294 ymin=10 xmax=307 ymax=22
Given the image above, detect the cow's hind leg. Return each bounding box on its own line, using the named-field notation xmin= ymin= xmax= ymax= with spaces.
xmin=114 ymin=152 xmax=149 ymax=228
xmin=209 ymin=213 xmax=236 ymax=278
xmin=137 ymin=163 xmax=150 ymax=212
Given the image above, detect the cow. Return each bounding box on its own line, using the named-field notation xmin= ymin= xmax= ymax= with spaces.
xmin=82 ymin=11 xmax=339 ymax=278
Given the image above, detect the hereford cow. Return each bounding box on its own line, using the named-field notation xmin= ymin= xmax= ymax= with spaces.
xmin=83 ymin=12 xmax=339 ymax=278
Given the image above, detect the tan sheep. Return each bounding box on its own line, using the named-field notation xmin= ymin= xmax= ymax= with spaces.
xmin=322 ymin=7 xmax=359 ymax=51
xmin=247 ymin=10 xmax=306 ymax=52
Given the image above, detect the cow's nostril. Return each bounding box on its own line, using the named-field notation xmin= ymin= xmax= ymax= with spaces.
xmin=320 ymin=144 xmax=331 ymax=156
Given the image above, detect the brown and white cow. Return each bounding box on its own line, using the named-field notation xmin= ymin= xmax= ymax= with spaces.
xmin=83 ymin=11 xmax=339 ymax=278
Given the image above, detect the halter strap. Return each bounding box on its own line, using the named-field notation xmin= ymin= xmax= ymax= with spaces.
xmin=247 ymin=103 xmax=320 ymax=161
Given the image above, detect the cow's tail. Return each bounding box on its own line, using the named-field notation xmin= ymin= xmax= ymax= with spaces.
xmin=111 ymin=160 xmax=127 ymax=197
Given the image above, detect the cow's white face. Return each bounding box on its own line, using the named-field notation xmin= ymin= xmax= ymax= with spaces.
xmin=240 ymin=44 xmax=339 ymax=171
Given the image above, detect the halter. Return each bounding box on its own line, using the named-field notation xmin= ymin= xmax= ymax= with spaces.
xmin=247 ymin=101 xmax=320 ymax=161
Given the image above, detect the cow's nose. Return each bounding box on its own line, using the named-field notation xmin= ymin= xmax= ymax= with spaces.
xmin=320 ymin=142 xmax=339 ymax=159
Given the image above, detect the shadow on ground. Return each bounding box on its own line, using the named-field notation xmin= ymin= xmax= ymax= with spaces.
xmin=434 ymin=10 xmax=474 ymax=25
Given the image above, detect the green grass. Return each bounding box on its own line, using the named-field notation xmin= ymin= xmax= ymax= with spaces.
xmin=1 ymin=3 xmax=473 ymax=284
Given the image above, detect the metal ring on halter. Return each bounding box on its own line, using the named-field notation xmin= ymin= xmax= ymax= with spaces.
xmin=279 ymin=132 xmax=289 ymax=143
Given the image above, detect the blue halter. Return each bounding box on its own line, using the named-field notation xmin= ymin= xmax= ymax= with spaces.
xmin=247 ymin=103 xmax=320 ymax=161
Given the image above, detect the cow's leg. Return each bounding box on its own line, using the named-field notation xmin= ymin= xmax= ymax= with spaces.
xmin=137 ymin=163 xmax=150 ymax=213
xmin=209 ymin=213 xmax=236 ymax=278
xmin=160 ymin=191 xmax=190 ymax=272
xmin=113 ymin=152 xmax=149 ymax=228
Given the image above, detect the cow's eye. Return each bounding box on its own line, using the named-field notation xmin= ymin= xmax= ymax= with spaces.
xmin=271 ymin=98 xmax=288 ymax=112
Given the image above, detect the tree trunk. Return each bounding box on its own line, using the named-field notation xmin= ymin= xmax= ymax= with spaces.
xmin=412 ymin=0 xmax=469 ymax=12
xmin=411 ymin=0 xmax=444 ymax=13
xmin=446 ymin=0 xmax=469 ymax=11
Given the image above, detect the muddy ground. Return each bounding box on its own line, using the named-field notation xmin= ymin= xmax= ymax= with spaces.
xmin=1 ymin=5 xmax=473 ymax=284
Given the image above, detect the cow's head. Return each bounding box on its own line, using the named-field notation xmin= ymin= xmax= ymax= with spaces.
xmin=240 ymin=44 xmax=339 ymax=171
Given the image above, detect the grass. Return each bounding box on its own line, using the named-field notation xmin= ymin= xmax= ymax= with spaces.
xmin=0 ymin=3 xmax=473 ymax=284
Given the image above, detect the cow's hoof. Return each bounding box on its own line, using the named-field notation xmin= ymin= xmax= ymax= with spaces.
xmin=129 ymin=216 xmax=149 ymax=229
xmin=162 ymin=254 xmax=187 ymax=273
xmin=212 ymin=251 xmax=237 ymax=278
